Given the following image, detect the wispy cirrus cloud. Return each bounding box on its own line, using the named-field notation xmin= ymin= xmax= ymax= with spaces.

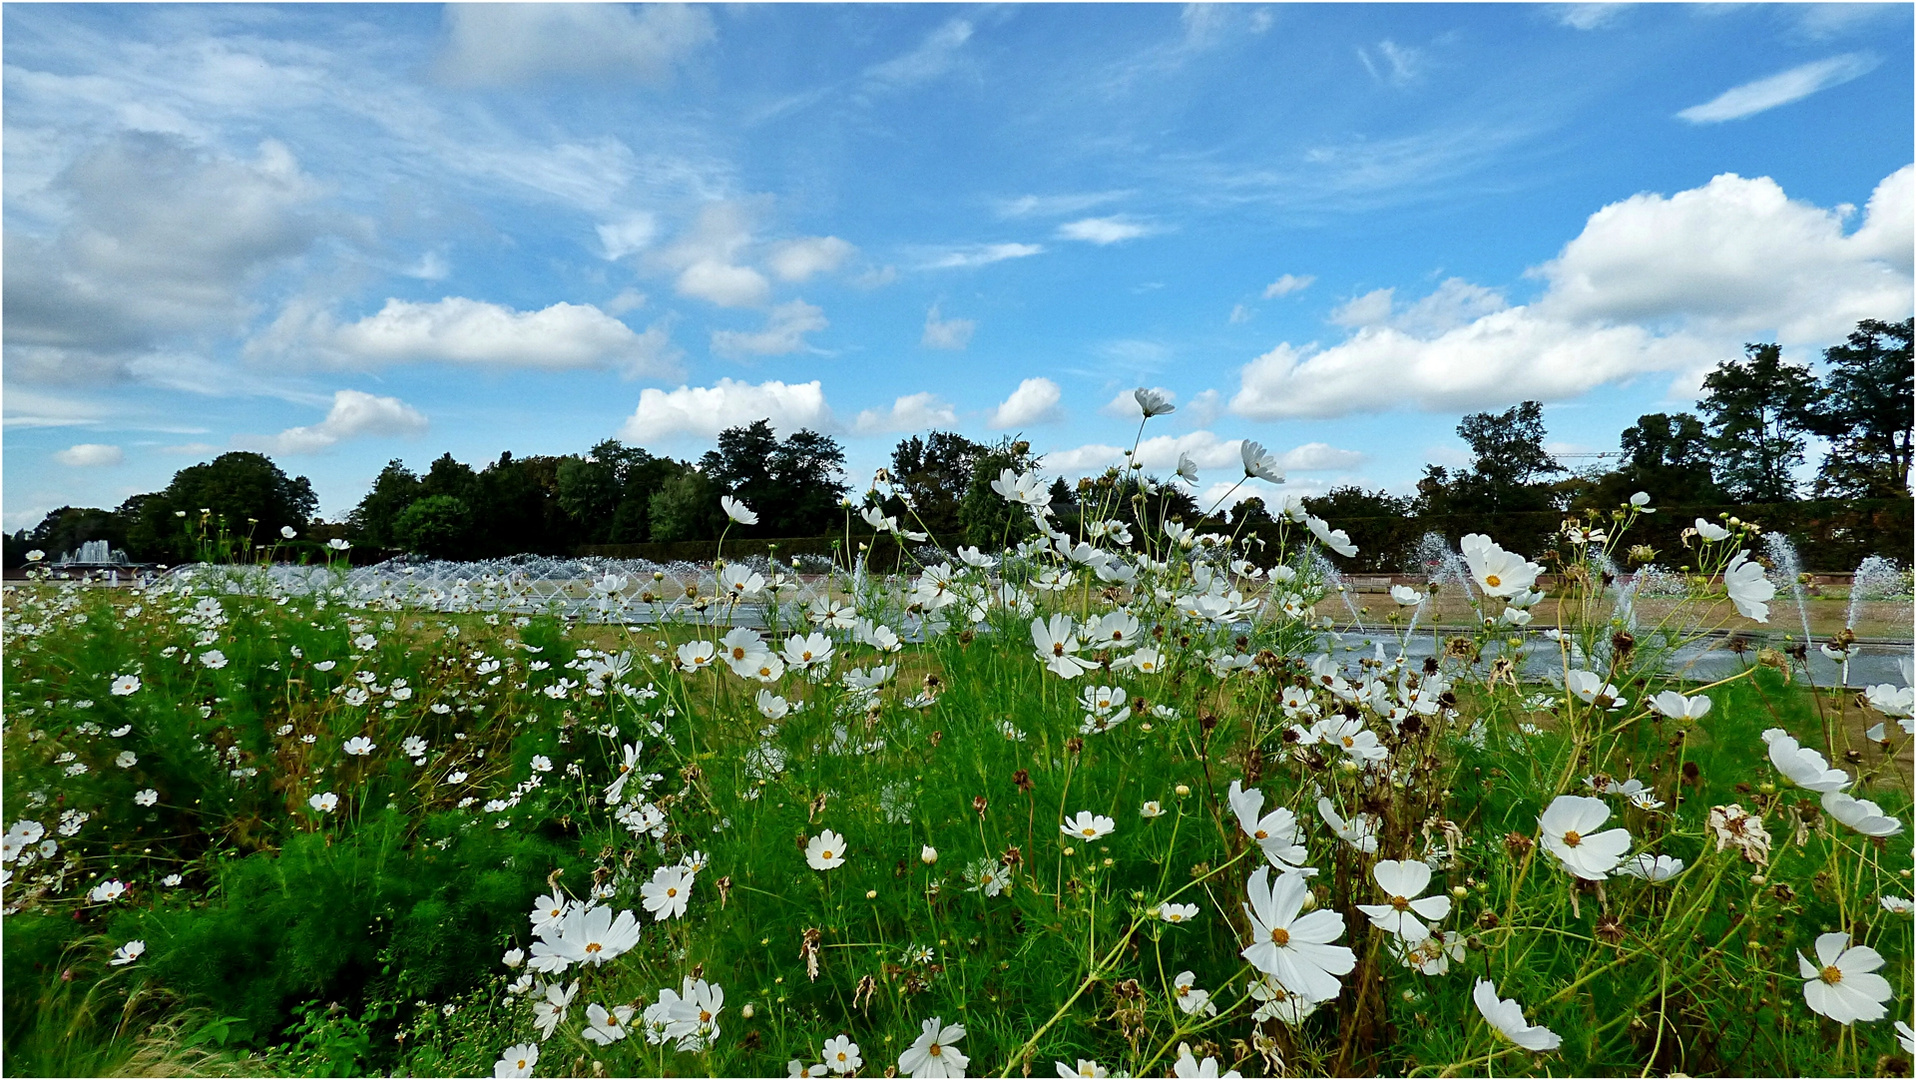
xmin=1676 ymin=54 xmax=1879 ymax=124
xmin=916 ymin=242 xmax=1045 ymax=270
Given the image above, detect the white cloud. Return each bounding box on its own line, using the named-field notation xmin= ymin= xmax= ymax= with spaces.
xmin=254 ymin=297 xmax=681 ymax=377
xmin=1358 ymin=39 xmax=1421 ymax=86
xmin=603 ymin=289 xmax=648 ymax=316
xmin=990 ymin=377 xmax=1064 ymax=428
xmin=659 ymin=201 xmax=771 ymax=307
xmin=239 ymin=389 xmax=428 ymax=456
xmin=1553 ymin=4 xmax=1626 ymax=30
xmin=921 ymin=304 xmax=976 ymax=350
xmin=1263 ymin=273 xmax=1315 ymax=298
xmin=1281 ymin=442 xmax=1368 ymax=471
xmin=1184 ymin=389 xmax=1223 ymax=427
xmin=1229 ymin=304 xmax=1253 ymax=324
xmin=1676 ymin=54 xmax=1879 ymax=124
xmin=1057 ymin=216 xmax=1153 ymax=245
xmin=710 ymin=300 xmax=828 ymax=358
xmin=1231 ymin=166 xmax=1914 ymax=419
xmin=620 ymin=377 xmax=834 ymax=442
xmin=853 ymin=392 xmax=958 ymax=435
xmin=995 ymin=191 xmax=1131 ymax=219
xmin=434 ymin=4 xmax=716 ymax=87
xmin=3 ymin=389 xmax=113 ymax=429
xmin=597 ymin=213 xmax=659 ymax=260
xmin=864 ymin=19 xmax=973 ymax=88
xmin=920 ymin=242 xmax=1045 ymax=270
xmin=4 ymin=134 xmax=325 ymax=385
xmin=1100 ymin=387 xmax=1177 ymax=418
xmin=1330 ymin=288 xmax=1395 ymax=327
xmin=767 ymin=236 xmax=855 ymax=282
xmin=54 ymin=443 xmax=124 ymax=467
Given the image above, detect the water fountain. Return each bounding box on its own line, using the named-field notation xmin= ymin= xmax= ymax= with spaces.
xmin=1847 ymin=555 xmax=1911 ymax=633
xmin=57 ymin=539 xmax=130 ymax=567
xmin=1761 ymin=533 xmax=1813 ymax=642
xmin=1307 ymin=548 xmax=1366 ymax=633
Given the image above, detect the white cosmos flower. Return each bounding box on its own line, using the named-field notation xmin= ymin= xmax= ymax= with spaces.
xmin=585 ymin=1002 xmax=635 ymax=1045
xmin=990 ymin=469 xmax=1046 ymax=508
xmin=1175 ymin=452 xmax=1200 ymax=485
xmin=1134 ymin=387 xmax=1176 ymax=417
xmin=1305 ymin=515 xmax=1357 ymax=557
xmin=1171 ymin=1042 xmax=1243 ymax=1078
xmin=134 ymin=789 xmax=159 ymax=807
xmin=114 ymin=750 xmax=138 ymax=769
xmin=721 ymin=495 xmax=758 ymax=524
xmin=1317 ymin=796 xmax=1379 ymax=853
xmin=676 ymin=641 xmax=717 ymax=673
xmin=1389 ymin=585 xmax=1425 ymax=606
xmin=1030 ymin=615 xmax=1092 ymax=679
xmin=807 ymin=829 xmax=848 ymax=871
xmin=1239 ymin=440 xmax=1285 ymax=484
xmin=1472 ymin=979 xmax=1561 ymax=1051
xmin=756 ymin=690 xmax=790 ymax=720
xmin=532 ymin=980 xmax=577 ymax=1040
xmin=1723 ymin=550 xmax=1775 ymax=622
xmin=110 ymin=674 xmax=141 ymax=696
xmin=88 ymin=879 xmax=127 ymax=903
xmin=1393 ymin=929 xmax=1466 ymax=975
xmin=1460 ymin=535 xmax=1542 ymax=598
xmin=109 ymin=939 xmax=146 ymax=966
xmin=1228 ymin=781 xmax=1311 ymax=872
xmin=1762 ymin=730 xmax=1850 ymax=793
xmin=1821 ymin=791 xmax=1905 ymax=837
xmin=823 ymin=1035 xmax=863 ymax=1074
xmin=1056 ymin=1058 xmax=1109 ymax=1078
xmin=1538 ymin=795 xmax=1632 ymax=880
xmin=1863 ymin=683 xmax=1915 ymax=719
xmin=783 ymin=632 xmax=836 ymax=671
xmin=1159 ymin=902 xmax=1199 ymax=924
xmin=642 ymin=864 xmax=695 ymax=921
xmin=1356 ymin=859 xmax=1452 ymax=942
xmin=1649 ymin=690 xmax=1712 ymax=722
xmin=493 ymin=1042 xmax=539 ymax=1078
xmin=1061 ymin=811 xmax=1115 ymax=841
xmin=1694 ymin=517 xmax=1731 ymax=542
xmin=1798 ymin=932 xmax=1893 ymax=1024
xmin=1240 ymin=867 xmax=1356 ymax=1003
xmin=1565 ymin=670 xmax=1628 ymax=710
xmin=342 ymin=736 xmax=376 ymax=756
xmin=1171 ymin=970 xmax=1216 ymax=1017
xmin=309 ymin=792 xmax=339 ymax=813
xmin=200 ymin=649 xmax=228 ymax=669
xmin=900 ymin=1016 xmax=969 ymax=1078
xmin=1616 ymin=853 xmax=1685 ymax=882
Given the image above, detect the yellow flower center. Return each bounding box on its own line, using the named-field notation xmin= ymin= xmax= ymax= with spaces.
xmin=1254 ymin=829 xmax=1270 ymax=840
xmin=1270 ymin=926 xmax=1291 ymax=946
xmin=929 ymin=1044 xmax=943 ymax=1057
xmin=821 ymin=850 xmax=834 ymax=860
xmin=1485 ymin=574 xmax=1502 ymax=588
xmin=1821 ymin=965 xmax=1843 ymax=985
xmin=1390 ymin=895 xmax=1410 ymax=911
xmin=666 ymin=887 xmax=678 ymax=897
xmin=699 ymin=1009 xmax=712 ymax=1023
xmin=585 ymin=942 xmax=601 ymax=954
xmin=1052 ymin=643 xmax=1065 ymax=656
xmin=1080 ymin=828 xmax=1096 ymax=837
xmin=1563 ymin=830 xmax=1582 ymax=847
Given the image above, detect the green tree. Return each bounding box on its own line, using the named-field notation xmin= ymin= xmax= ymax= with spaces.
xmin=347 ymin=460 xmax=424 ymax=550
xmin=1416 ymin=401 xmax=1562 ymax=515
xmin=391 ymin=495 xmax=473 ymax=559
xmin=123 ymin=452 xmax=318 ymax=561
xmin=888 ymin=432 xmax=987 ymax=535
xmin=555 ymin=440 xmax=677 ymax=544
xmin=1302 ymin=485 xmax=1413 ymax=521
xmin=647 ymin=465 xmax=718 ymax=542
xmin=1699 ymin=343 xmax=1817 ymax=503
xmin=1573 ymin=412 xmax=1722 ymax=510
xmin=957 ymin=437 xmax=1042 ymax=547
xmin=15 ymin=506 xmax=126 ymax=562
xmin=700 ymin=421 xmax=848 ymax=536
xmin=1802 ymin=317 xmax=1914 ymax=498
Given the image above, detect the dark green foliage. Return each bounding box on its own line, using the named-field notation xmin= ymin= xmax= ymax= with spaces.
xmin=121 ymin=452 xmax=319 ymax=562
xmin=1418 ymin=401 xmax=1565 ymax=515
xmin=1302 ymin=485 xmax=1414 ymax=521
xmin=889 ymin=431 xmax=990 ymax=535
xmin=1802 ymin=317 xmax=1914 ymax=499
xmin=391 ymin=495 xmax=473 ymax=559
xmin=12 ymin=505 xmax=127 ymax=563
xmin=957 ymin=437 xmax=1043 ymax=546
xmin=648 ymin=462 xmax=721 ymax=542
xmin=699 ymin=420 xmax=849 ymax=536
xmin=1700 ymin=343 xmax=1819 ymax=503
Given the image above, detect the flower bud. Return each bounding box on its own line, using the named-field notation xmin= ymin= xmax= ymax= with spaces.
xmin=920 ymin=845 xmax=938 ymax=865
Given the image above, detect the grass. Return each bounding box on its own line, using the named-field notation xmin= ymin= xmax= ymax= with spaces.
xmin=2 ymin=501 xmax=1911 ymax=1078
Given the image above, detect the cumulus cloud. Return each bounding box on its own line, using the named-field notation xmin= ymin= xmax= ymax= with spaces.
xmin=619 ymin=377 xmax=834 ymax=442
xmin=1330 ymin=288 xmax=1395 ymax=328
xmin=238 ymin=389 xmax=428 ymax=456
xmin=1281 ymin=442 xmax=1368 ymax=471
xmin=1676 ymin=54 xmax=1879 ymax=124
xmin=4 ymin=133 xmax=325 ymax=385
xmin=1264 ymin=273 xmax=1315 ymax=298
xmin=990 ymin=377 xmax=1064 ymax=428
xmin=1231 ymin=166 xmax=1913 ymax=419
xmin=921 ymin=304 xmax=976 ymax=350
xmin=710 ymin=300 xmax=828 ymax=358
xmin=920 ymin=242 xmax=1044 ymax=270
xmin=54 ymin=443 xmax=124 ymax=467
xmin=659 ymin=201 xmax=772 ymax=307
xmin=434 ymin=4 xmax=716 ymax=87
xmin=253 ymin=297 xmax=681 ymax=377
xmin=767 ymin=236 xmax=855 ymax=282
xmin=1057 ymin=216 xmax=1152 ymax=245
xmin=853 ymin=392 xmax=958 ymax=435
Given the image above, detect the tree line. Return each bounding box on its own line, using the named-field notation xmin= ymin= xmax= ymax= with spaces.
xmin=8 ymin=318 xmax=1908 ymax=566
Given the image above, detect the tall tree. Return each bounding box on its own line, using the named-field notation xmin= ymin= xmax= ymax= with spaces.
xmin=348 ymin=460 xmax=425 ymax=550
xmin=700 ymin=420 xmax=848 ymax=536
xmin=888 ymin=431 xmax=987 ymax=535
xmin=123 ymin=452 xmax=318 ymax=561
xmin=1802 ymin=318 xmax=1914 ymax=499
xmin=1302 ymin=486 xmax=1414 ymax=520
xmin=1610 ymin=412 xmax=1720 ymax=506
xmin=1699 ymin=343 xmax=1817 ymax=503
xmin=1424 ymin=401 xmax=1564 ymax=514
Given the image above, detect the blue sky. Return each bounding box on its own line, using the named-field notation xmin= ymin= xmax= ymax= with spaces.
xmin=5 ymin=2 xmax=1912 ymax=529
